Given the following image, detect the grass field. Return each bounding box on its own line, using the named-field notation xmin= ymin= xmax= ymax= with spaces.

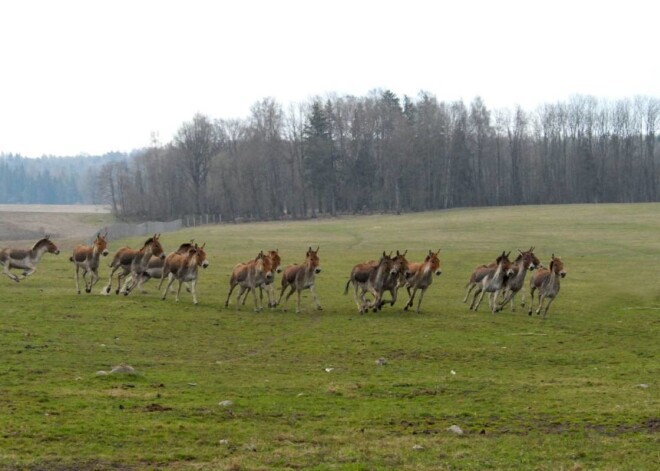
xmin=1 ymin=203 xmax=659 ymax=470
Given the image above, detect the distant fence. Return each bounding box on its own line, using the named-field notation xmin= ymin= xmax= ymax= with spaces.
xmin=92 ymin=220 xmax=183 ymax=243
xmin=91 ymin=214 xmax=222 ymax=243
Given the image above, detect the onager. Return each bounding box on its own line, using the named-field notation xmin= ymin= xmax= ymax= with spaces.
xmin=161 ymin=243 xmax=209 ymax=305
xmin=463 ymin=259 xmax=499 ymax=304
xmin=468 ymin=251 xmax=513 ymax=312
xmin=0 ymin=236 xmax=60 ymax=282
xmin=344 ymin=252 xmax=396 ymax=314
xmin=404 ymin=249 xmax=442 ymax=313
xmin=224 ymin=251 xmax=274 ymax=312
xmin=103 ymin=234 xmax=165 ymax=295
xmin=494 ymin=247 xmax=540 ymax=312
xmin=528 ymin=254 xmax=566 ymax=319
xmin=237 ymin=249 xmax=282 ymax=308
xmin=70 ymin=231 xmax=109 ymax=294
xmin=135 ymin=241 xmax=196 ymax=294
xmin=352 ymin=250 xmax=411 ymax=313
xmin=278 ymin=246 xmax=322 ymax=314
xmin=374 ymin=250 xmax=411 ymax=311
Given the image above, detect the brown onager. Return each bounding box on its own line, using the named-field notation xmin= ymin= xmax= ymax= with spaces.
xmin=70 ymin=231 xmax=109 ymax=294
xmin=278 ymin=246 xmax=322 ymax=314
xmin=404 ymin=249 xmax=442 ymax=313
xmin=528 ymin=254 xmax=566 ymax=319
xmin=0 ymin=236 xmax=60 ymax=282
xmin=161 ymin=243 xmax=209 ymax=305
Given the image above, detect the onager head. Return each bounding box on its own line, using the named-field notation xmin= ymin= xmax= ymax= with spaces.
xmin=306 ymin=246 xmax=321 ymax=274
xmin=393 ymin=250 xmax=410 ymax=279
xmin=195 ymin=243 xmax=209 ymax=269
xmin=35 ymin=235 xmax=60 ymax=255
xmin=496 ymin=250 xmax=513 ymax=276
xmin=518 ymin=246 xmax=540 ymax=270
xmin=550 ymin=254 xmax=566 ymax=278
xmin=427 ymin=249 xmax=442 ymax=276
xmin=95 ymin=231 xmax=109 ymax=257
xmin=268 ymin=249 xmax=282 ymax=274
xmin=257 ymin=251 xmax=273 ymax=281
xmin=144 ymin=233 xmax=165 ymax=260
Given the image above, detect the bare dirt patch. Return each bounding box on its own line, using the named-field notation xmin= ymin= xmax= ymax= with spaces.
xmin=0 ymin=205 xmax=113 ymax=246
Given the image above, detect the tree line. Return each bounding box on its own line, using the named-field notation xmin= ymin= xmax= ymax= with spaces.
xmin=11 ymin=91 xmax=657 ymax=220
xmin=101 ymin=91 xmax=657 ymax=221
xmin=0 ymin=153 xmax=134 ymax=205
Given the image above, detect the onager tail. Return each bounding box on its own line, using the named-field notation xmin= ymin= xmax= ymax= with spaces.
xmin=344 ymin=278 xmax=351 ymax=295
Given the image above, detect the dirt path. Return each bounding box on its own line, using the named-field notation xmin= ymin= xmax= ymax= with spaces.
xmin=0 ymin=205 xmax=113 ymax=248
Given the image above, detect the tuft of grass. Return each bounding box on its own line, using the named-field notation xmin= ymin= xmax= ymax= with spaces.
xmin=1 ymin=203 xmax=659 ymax=470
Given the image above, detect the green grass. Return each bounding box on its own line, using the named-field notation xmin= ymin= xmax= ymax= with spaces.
xmin=1 ymin=203 xmax=659 ymax=470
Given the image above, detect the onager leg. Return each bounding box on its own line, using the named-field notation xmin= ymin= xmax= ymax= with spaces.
xmin=414 ymin=287 xmax=428 ymax=313
xmin=224 ymin=282 xmax=238 ymax=308
xmin=281 ymin=285 xmax=295 ymax=311
xmin=190 ymin=279 xmax=198 ymax=305
xmin=162 ymin=274 xmax=176 ymax=301
xmin=307 ymin=284 xmax=322 ymax=312
xmin=462 ymin=283 xmax=477 ymax=303
xmin=87 ymin=270 xmax=99 ymax=293
xmin=175 ymin=280 xmax=184 ymax=302
xmin=470 ymin=286 xmax=486 ymax=311
xmin=352 ymin=284 xmax=365 ymax=313
xmin=404 ymin=288 xmax=418 ymax=311
xmin=251 ymin=286 xmax=262 ymax=312
xmin=2 ymin=265 xmax=21 ymax=282
xmin=75 ymin=265 xmax=82 ymax=294
xmin=541 ymin=297 xmax=555 ymax=319
xmin=528 ymin=286 xmax=537 ymax=316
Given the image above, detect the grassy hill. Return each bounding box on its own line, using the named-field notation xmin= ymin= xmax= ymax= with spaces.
xmin=1 ymin=204 xmax=658 ymax=470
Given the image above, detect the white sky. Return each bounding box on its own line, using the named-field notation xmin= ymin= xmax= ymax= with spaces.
xmin=1 ymin=0 xmax=657 ymax=157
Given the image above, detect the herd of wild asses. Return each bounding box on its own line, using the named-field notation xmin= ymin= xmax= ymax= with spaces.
xmin=0 ymin=234 xmax=567 ymax=318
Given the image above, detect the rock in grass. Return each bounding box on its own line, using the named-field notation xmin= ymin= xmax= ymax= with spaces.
xmin=447 ymin=424 xmax=464 ymax=435
xmin=110 ymin=364 xmax=136 ymax=375
xmin=375 ymin=358 xmax=387 ymax=366
xmin=218 ymin=400 xmax=233 ymax=407
xmin=95 ymin=370 xmax=108 ymax=376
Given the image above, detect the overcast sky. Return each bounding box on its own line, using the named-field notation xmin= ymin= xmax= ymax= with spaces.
xmin=1 ymin=0 xmax=657 ymax=158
